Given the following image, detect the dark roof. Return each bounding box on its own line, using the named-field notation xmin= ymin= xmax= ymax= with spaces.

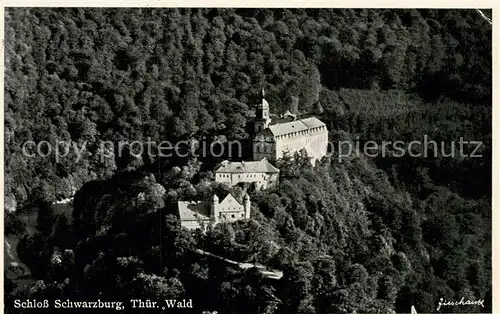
xmin=215 ymin=158 xmax=279 ymax=174
xmin=267 ymin=117 xmax=326 ymax=137
xmin=177 ymin=201 xmax=211 ymax=222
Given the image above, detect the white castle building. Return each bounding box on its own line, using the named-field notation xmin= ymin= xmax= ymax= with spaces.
xmin=177 ymin=193 xmax=251 ymax=230
xmin=253 ymin=90 xmax=328 ymax=163
xmin=214 ymin=158 xmax=279 ymax=190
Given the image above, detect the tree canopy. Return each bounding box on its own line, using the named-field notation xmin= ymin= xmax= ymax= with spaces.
xmin=5 ymin=8 xmax=491 ymax=314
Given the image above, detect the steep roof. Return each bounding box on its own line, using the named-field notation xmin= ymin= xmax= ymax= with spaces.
xmin=177 ymin=201 xmax=211 ymax=222
xmin=219 ymin=194 xmax=243 ymax=206
xmin=267 ymin=117 xmax=326 ymax=137
xmin=215 ymin=158 xmax=279 ymax=174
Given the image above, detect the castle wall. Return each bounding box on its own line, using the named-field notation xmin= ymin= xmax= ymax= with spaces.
xmin=267 ymin=173 xmax=279 ymax=188
xmin=215 ymin=173 xmax=232 ymax=184
xmin=180 ymin=219 xmax=211 ymax=231
xmin=261 ymin=125 xmax=328 ymax=162
xmin=216 ymin=210 xmax=246 ymax=222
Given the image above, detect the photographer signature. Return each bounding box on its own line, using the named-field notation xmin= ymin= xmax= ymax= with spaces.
xmin=410 ymin=297 xmax=485 ymax=314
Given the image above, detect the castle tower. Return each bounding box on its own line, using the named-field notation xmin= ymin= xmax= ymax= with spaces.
xmin=211 ymin=194 xmax=220 ymax=223
xmin=243 ymin=193 xmax=251 ymax=219
xmin=254 ymin=88 xmax=271 ymax=133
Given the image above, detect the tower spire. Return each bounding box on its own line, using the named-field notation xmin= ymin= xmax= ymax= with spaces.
xmin=254 ymin=87 xmax=271 ymax=133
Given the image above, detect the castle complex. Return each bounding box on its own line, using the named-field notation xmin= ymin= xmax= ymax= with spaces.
xmin=177 ymin=193 xmax=251 ymax=230
xmin=253 ymin=90 xmax=329 ymax=163
xmin=179 ymin=89 xmax=329 ymax=230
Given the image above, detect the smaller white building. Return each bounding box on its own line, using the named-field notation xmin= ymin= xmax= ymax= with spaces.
xmin=214 ymin=158 xmax=279 ymax=190
xmin=178 ymin=193 xmax=251 ymax=231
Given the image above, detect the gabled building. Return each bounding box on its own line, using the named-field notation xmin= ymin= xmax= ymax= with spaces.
xmin=253 ymin=89 xmax=329 ymax=163
xmin=214 ymin=158 xmax=279 ymax=190
xmin=177 ymin=193 xmax=251 ymax=230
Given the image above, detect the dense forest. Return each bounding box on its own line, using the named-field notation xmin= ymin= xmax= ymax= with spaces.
xmin=5 ymin=8 xmax=491 ymax=313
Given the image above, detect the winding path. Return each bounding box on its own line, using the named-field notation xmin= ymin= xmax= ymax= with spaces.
xmin=194 ymin=249 xmax=283 ymax=280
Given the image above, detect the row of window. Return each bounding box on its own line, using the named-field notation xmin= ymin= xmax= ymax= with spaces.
xmin=219 ymin=207 xmax=241 ymax=211
xmin=218 ymin=173 xmax=267 ymax=178
xmin=220 ymin=213 xmax=245 ymax=219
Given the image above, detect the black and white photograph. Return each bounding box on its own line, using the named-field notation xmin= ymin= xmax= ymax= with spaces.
xmin=3 ymin=6 xmax=493 ymax=313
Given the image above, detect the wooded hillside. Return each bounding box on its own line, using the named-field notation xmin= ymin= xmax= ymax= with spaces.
xmin=5 ymin=8 xmax=491 ymax=313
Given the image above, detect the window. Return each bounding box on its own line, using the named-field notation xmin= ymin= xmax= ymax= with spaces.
xmin=231 ymin=214 xmax=235 ymax=218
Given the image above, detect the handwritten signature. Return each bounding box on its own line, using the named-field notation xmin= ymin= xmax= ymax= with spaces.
xmin=436 ymin=297 xmax=485 ymax=311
